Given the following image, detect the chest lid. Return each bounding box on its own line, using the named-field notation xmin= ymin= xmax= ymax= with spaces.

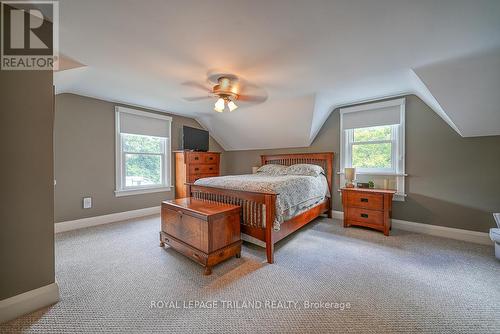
xmin=162 ymin=198 xmax=240 ymax=221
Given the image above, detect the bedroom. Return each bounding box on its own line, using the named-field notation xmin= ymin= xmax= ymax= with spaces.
xmin=1 ymin=0 xmax=500 ymax=333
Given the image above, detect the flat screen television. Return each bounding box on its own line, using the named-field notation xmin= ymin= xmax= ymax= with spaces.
xmin=182 ymin=126 xmax=209 ymax=152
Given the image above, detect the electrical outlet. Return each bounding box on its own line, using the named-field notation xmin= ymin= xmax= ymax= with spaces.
xmin=83 ymin=197 xmax=92 ymax=209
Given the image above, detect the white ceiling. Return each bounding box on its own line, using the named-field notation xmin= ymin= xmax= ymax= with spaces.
xmin=55 ymin=0 xmax=500 ymax=150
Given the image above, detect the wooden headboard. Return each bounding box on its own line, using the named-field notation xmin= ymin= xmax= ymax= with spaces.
xmin=260 ymin=152 xmax=334 ymax=194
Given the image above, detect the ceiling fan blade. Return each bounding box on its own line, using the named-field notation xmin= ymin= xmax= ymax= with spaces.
xmin=238 ymin=94 xmax=267 ymax=103
xmin=182 ymin=81 xmax=212 ymax=93
xmin=183 ymin=96 xmax=212 ymax=102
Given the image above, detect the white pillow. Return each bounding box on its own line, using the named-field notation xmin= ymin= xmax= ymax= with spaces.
xmin=286 ymin=164 xmax=325 ymax=177
xmin=256 ymin=164 xmax=287 ymax=176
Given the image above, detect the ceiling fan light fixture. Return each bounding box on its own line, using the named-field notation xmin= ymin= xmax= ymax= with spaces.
xmin=214 ymin=98 xmax=225 ymax=112
xmin=227 ymin=100 xmax=238 ymax=112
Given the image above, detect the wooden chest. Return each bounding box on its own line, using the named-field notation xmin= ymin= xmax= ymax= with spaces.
xmin=340 ymin=188 xmax=396 ymax=236
xmin=174 ymin=151 xmax=220 ymax=199
xmin=160 ymin=198 xmax=241 ymax=275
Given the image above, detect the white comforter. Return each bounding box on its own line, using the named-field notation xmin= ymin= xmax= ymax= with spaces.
xmin=194 ymin=173 xmax=329 ymax=230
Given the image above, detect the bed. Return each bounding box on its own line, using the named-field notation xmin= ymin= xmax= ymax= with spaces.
xmin=187 ymin=153 xmax=334 ymax=263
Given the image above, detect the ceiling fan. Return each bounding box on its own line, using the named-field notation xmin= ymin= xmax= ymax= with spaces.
xmin=182 ymin=73 xmax=267 ymax=113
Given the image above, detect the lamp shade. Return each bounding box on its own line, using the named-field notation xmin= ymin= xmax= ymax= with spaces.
xmin=214 ymin=98 xmax=225 ymax=112
xmin=227 ymin=100 xmax=238 ymax=112
xmin=344 ymin=167 xmax=356 ymax=181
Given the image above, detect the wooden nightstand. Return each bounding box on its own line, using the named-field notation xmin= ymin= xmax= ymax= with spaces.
xmin=340 ymin=188 xmax=396 ymax=236
xmin=160 ymin=198 xmax=241 ymax=275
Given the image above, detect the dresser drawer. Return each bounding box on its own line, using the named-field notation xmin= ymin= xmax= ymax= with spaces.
xmin=188 ymin=173 xmax=218 ymax=183
xmin=187 ymin=153 xmax=219 ymax=164
xmin=347 ymin=207 xmax=384 ymax=226
xmin=187 ymin=153 xmax=204 ymax=164
xmin=202 ymin=153 xmax=219 ymax=164
xmin=189 ymin=164 xmax=218 ymax=175
xmin=347 ymin=192 xmax=383 ymax=211
xmin=161 ymin=208 xmax=206 ymax=251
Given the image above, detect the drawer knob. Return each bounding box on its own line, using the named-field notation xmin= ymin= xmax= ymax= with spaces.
xmin=195 ymin=167 xmax=199 ymax=171
xmin=192 ymin=253 xmax=201 ymax=259
xmin=361 ymin=213 xmax=369 ymax=218
xmin=360 ymin=198 xmax=368 ymax=202
xmin=209 ymin=157 xmax=213 ymax=160
xmin=209 ymin=167 xmax=213 ymax=170
xmin=194 ymin=157 xmax=199 ymax=160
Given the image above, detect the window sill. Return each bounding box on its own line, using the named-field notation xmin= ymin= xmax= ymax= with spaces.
xmin=115 ymin=186 xmax=172 ymax=197
xmin=337 ymin=171 xmax=408 ymax=176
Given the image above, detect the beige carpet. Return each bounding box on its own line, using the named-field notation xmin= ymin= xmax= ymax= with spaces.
xmin=1 ymin=215 xmax=499 ymax=333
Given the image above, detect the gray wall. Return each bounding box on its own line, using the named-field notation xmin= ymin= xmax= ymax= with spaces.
xmin=54 ymin=93 xmax=225 ymax=223
xmin=223 ymin=95 xmax=500 ymax=233
xmin=0 ymin=69 xmax=55 ymax=299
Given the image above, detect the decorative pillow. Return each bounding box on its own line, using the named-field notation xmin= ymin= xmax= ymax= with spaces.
xmin=256 ymin=164 xmax=288 ymax=176
xmin=286 ymin=164 xmax=325 ymax=177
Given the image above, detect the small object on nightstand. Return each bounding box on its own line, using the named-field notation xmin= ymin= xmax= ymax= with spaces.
xmin=341 ymin=187 xmax=396 ymax=236
xmin=357 ymin=182 xmax=370 ymax=188
xmin=368 ymin=181 xmax=375 ymax=189
xmin=252 ymin=166 xmax=259 ymax=174
xmin=344 ymin=167 xmax=356 ymax=188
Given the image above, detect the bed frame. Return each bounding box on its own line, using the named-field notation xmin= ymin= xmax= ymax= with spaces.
xmin=187 ymin=152 xmax=334 ymax=264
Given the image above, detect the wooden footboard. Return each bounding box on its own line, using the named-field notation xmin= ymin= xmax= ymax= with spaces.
xmin=188 ymin=152 xmax=334 ymax=264
xmin=190 ymin=184 xmax=277 ymax=263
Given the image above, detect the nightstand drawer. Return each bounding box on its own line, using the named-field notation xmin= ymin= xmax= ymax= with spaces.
xmin=347 ymin=192 xmax=383 ymax=211
xmin=347 ymin=207 xmax=384 ymax=226
xmin=189 ymin=164 xmax=218 ymax=175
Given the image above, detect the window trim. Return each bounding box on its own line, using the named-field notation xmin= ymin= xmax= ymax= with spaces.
xmin=340 ymin=98 xmax=406 ymax=200
xmin=114 ymin=107 xmax=172 ymax=197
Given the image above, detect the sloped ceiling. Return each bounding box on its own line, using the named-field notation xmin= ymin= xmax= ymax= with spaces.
xmin=55 ymin=0 xmax=500 ymax=150
xmin=413 ymin=48 xmax=500 ymax=137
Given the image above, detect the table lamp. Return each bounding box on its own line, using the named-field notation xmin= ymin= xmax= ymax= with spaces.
xmin=344 ymin=167 xmax=356 ymax=188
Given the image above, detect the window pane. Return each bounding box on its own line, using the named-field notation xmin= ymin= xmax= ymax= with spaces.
xmin=125 ymin=153 xmax=162 ymax=187
xmin=353 ymin=125 xmax=391 ymax=142
xmin=352 ymin=143 xmax=392 ymax=169
xmin=122 ymin=133 xmax=163 ymax=153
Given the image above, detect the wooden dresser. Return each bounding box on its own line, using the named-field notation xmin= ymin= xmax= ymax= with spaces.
xmin=174 ymin=151 xmax=220 ymax=198
xmin=341 ymin=188 xmax=396 ymax=236
xmin=160 ymin=198 xmax=242 ymax=275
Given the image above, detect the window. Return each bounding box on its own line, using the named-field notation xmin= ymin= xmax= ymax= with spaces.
xmin=115 ymin=107 xmax=172 ymax=196
xmin=349 ymin=125 xmax=396 ymax=173
xmin=340 ymin=98 xmax=406 ymax=200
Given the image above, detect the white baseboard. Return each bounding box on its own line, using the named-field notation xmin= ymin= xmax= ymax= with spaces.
xmin=332 ymin=210 xmax=345 ymax=220
xmin=0 ymin=282 xmax=59 ymax=323
xmin=55 ymin=206 xmax=161 ymax=233
xmin=332 ymin=210 xmax=492 ymax=245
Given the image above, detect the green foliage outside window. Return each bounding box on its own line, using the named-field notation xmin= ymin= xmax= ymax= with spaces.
xmin=352 ymin=126 xmax=392 ymax=169
xmin=122 ymin=134 xmax=164 ymax=186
